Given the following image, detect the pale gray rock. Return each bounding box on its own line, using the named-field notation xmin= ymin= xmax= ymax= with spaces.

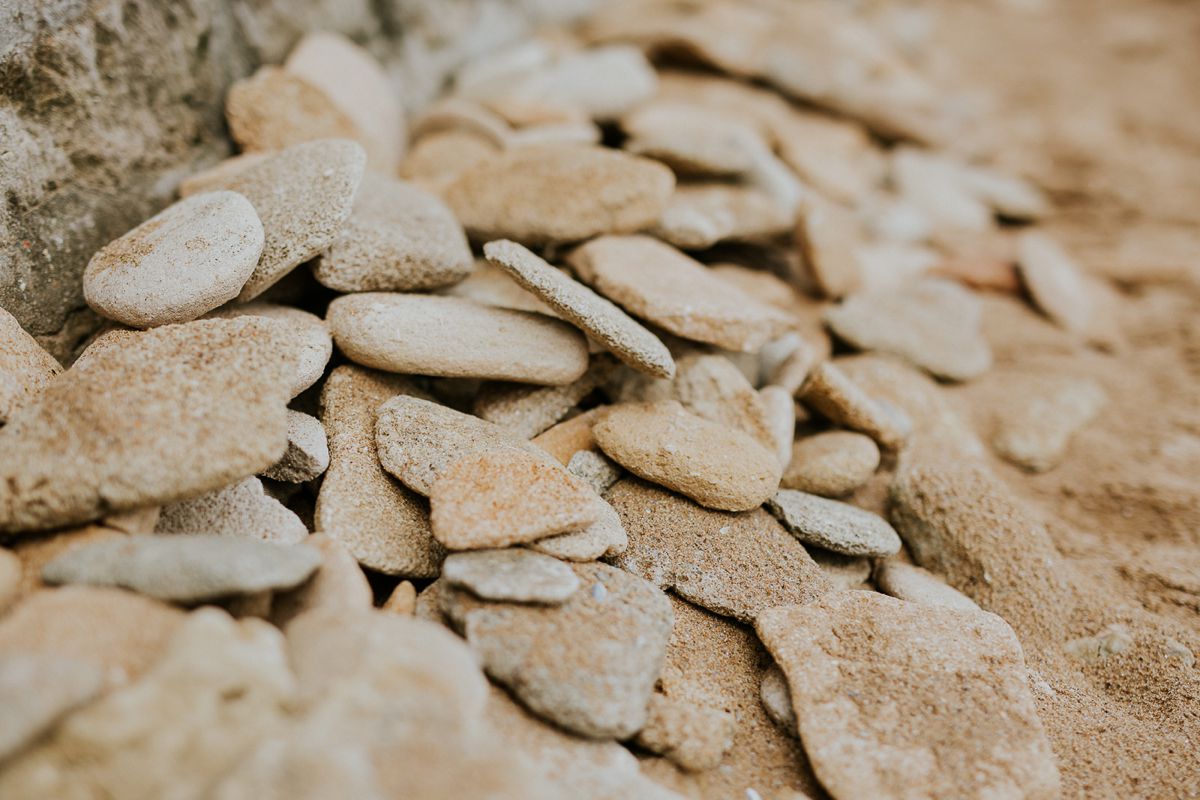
xmin=263 ymin=410 xmax=330 ymax=483
xmin=443 ymin=549 xmax=581 ymax=603
xmin=156 ymin=476 xmax=308 ymax=544
xmin=0 ymin=654 xmax=106 ymax=761
xmin=767 ymin=489 xmax=901 ymax=557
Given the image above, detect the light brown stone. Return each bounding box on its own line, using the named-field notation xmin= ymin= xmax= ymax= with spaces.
xmin=271 ymin=533 xmax=373 ymax=627
xmin=225 ymin=67 xmax=361 ymax=154
xmin=156 ymin=476 xmax=308 ymax=544
xmin=799 ymin=361 xmax=912 ymax=450
xmin=767 ymin=489 xmax=902 ymax=558
xmin=443 ymin=548 xmax=581 ymax=603
xmin=653 ymin=183 xmax=791 ymax=250
xmin=0 ymin=306 xmax=60 ymax=423
xmin=873 ymin=560 xmax=980 ymax=612
xmin=206 ymin=303 xmax=332 ymax=398
xmin=783 ymin=430 xmax=880 ymax=496
xmin=262 ymin=410 xmax=329 ymax=483
xmin=1017 ymin=231 xmax=1093 ymax=333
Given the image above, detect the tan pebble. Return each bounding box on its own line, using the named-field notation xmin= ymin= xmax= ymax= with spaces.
xmin=759 ymin=663 xmax=798 ymax=737
xmin=328 ymin=293 xmax=588 ymax=385
xmin=314 ymin=174 xmax=473 ymax=293
xmin=810 ymin=549 xmax=872 ymax=590
xmin=225 ymin=66 xmax=360 ymax=154
xmin=179 ymin=152 xmax=271 ymax=198
xmin=622 ymin=103 xmax=761 ymax=177
xmin=960 ymin=162 xmax=1049 ymax=220
xmin=262 ymin=410 xmax=329 ymax=483
xmin=532 ymin=407 xmax=604 ymax=464
xmin=1063 ymin=623 xmax=1134 ymax=663
xmin=443 ymin=548 xmax=581 ymax=603
xmin=400 ymin=129 xmax=501 ymax=192
xmin=410 ymin=97 xmax=512 ymax=147
xmin=156 ymin=475 xmax=308 ymax=544
xmin=768 ymin=337 xmax=820 ymax=395
xmin=759 ymin=386 xmax=796 ymax=469
xmin=505 ymin=120 xmax=601 ymax=148
xmin=474 ymin=366 xmax=606 ymax=439
xmin=673 ymin=353 xmax=777 ymax=455
xmin=568 ymin=235 xmax=793 ymax=352
xmin=10 ymin=526 xmax=125 ymax=599
xmin=653 ymin=183 xmax=792 ymax=250
xmin=484 ymin=240 xmax=676 ymax=378
xmin=83 ymin=191 xmax=264 ymax=328
xmin=0 ymin=307 xmax=60 ymax=423
xmin=988 ymin=373 xmax=1107 ymax=472
xmin=0 ymin=653 xmax=107 ymax=762
xmin=800 ymin=361 xmax=912 ymax=450
xmin=444 ymin=145 xmax=674 ymax=245
xmin=893 ymin=147 xmax=994 ymax=232
xmin=316 ymin=367 xmax=443 ymax=577
xmin=271 ymin=533 xmax=372 ymax=627
xmin=383 ymin=580 xmax=418 ymax=616
xmin=783 ymin=430 xmax=879 ymax=496
xmin=874 ymin=560 xmax=980 ymax=611
xmin=767 ymin=489 xmax=901 ymax=557
xmin=443 ymin=259 xmax=557 ymax=315
xmin=932 ymin=256 xmax=1021 ymax=292
xmin=207 ymin=303 xmax=331 ymax=398
xmin=773 ymin=109 xmax=885 ymax=205
xmin=487 ymin=45 xmax=657 ymax=122
xmin=527 ymin=495 xmax=628 ymax=562
xmin=795 ymin=196 xmax=863 ymax=299
xmin=593 ymin=401 xmax=782 ymax=512
xmin=0 ymin=549 xmax=20 ymax=614
xmin=1017 ymin=232 xmax=1093 ymax=333
xmin=635 ymin=692 xmax=735 ymax=772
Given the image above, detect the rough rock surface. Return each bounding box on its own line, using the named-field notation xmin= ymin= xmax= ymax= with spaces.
xmin=767 ymin=489 xmax=902 ymax=557
xmin=873 ymin=560 xmax=981 ymax=611
xmin=156 ymin=475 xmax=308 ymax=544
xmin=783 ymin=430 xmax=880 ymax=496
xmin=0 ymin=307 xmax=60 ymax=423
xmin=442 ymin=549 xmax=581 ymax=604
xmin=262 ymin=410 xmax=330 ymax=483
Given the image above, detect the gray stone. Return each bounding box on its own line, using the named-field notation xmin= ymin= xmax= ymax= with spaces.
xmin=156 ymin=476 xmax=308 ymax=544
xmin=262 ymin=410 xmax=330 ymax=483
xmin=767 ymin=489 xmax=901 ymax=557
xmin=443 ymin=549 xmax=581 ymax=603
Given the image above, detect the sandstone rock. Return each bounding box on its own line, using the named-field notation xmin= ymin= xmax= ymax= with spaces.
xmin=0 ymin=307 xmax=60 ymax=423
xmin=594 ymin=401 xmax=782 ymax=512
xmin=532 ymin=407 xmax=605 ymax=464
xmin=635 ymin=691 xmax=735 ymax=772
xmin=759 ymin=664 xmax=798 ymax=737
xmin=443 ymin=548 xmax=581 ymax=603
xmin=795 ymin=197 xmax=863 ymax=298
xmin=567 ymin=449 xmax=623 ymax=495
xmin=156 ymin=476 xmax=308 ymax=544
xmin=800 ymin=361 xmax=912 ymax=450
xmin=653 ymin=184 xmax=792 ymax=250
xmin=262 ymin=410 xmax=330 ymax=483
xmin=672 ymin=353 xmax=777 ymax=454
xmin=474 ymin=372 xmax=603 ymax=439
xmin=444 ymin=145 xmax=674 ymax=245
xmin=767 ymin=489 xmax=901 ymax=557
xmin=207 ymin=303 xmax=332 ymax=398
xmin=328 ymin=293 xmax=588 ymax=385
xmin=756 ymin=591 xmax=1061 ymax=800
xmin=225 ymin=67 xmax=362 ymax=154
xmin=0 ymin=654 xmax=106 ymax=762
xmin=873 ymin=560 xmax=980 ymax=611
xmin=811 ymin=549 xmax=872 ymax=590
xmin=783 ymin=430 xmax=880 ymax=496
xmin=0 ymin=548 xmax=19 ymax=614
xmin=893 ymin=147 xmax=994 ymax=232
xmin=622 ymin=103 xmax=760 ymax=177
xmin=1017 ymin=231 xmax=1093 ymax=333
xmin=988 ymin=372 xmax=1108 ymax=472
xmin=271 ymin=533 xmax=372 ymax=627
xmin=0 ymin=318 xmax=295 ymax=533
xmin=527 ymin=495 xmax=628 ymax=562
xmin=773 ymin=110 xmax=885 ymax=204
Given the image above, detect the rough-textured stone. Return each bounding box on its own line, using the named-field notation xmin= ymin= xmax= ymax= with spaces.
xmin=473 ymin=371 xmax=603 ymax=438
xmin=653 ymin=184 xmax=791 ymax=250
xmin=1017 ymin=232 xmax=1093 ymax=333
xmin=207 ymin=303 xmax=331 ymax=398
xmin=271 ymin=533 xmax=372 ymax=627
xmin=800 ymin=361 xmax=912 ymax=450
xmin=783 ymin=431 xmax=880 ymax=497
xmin=0 ymin=306 xmax=60 ymax=423
xmin=443 ymin=548 xmax=581 ymax=603
xmin=873 ymin=560 xmax=981 ymax=611
xmin=156 ymin=476 xmax=308 ymax=544
xmin=767 ymin=489 xmax=902 ymax=557
xmin=672 ymin=353 xmax=777 ymax=454
xmin=0 ymin=654 xmax=106 ymax=762
xmin=987 ymin=372 xmax=1108 ymax=472
xmin=567 ymin=449 xmax=623 ymax=495
xmin=262 ymin=410 xmax=330 ymax=483
xmin=635 ymin=691 xmax=735 ymax=772
xmin=224 ymin=67 xmax=360 ymax=155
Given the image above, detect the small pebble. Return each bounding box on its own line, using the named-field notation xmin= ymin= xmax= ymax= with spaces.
xmin=874 ymin=560 xmax=980 ymax=611
xmin=207 ymin=303 xmax=332 ymax=398
xmin=653 ymin=184 xmax=791 ymax=249
xmin=759 ymin=664 xmax=798 ymax=737
xmin=383 ymin=580 xmax=418 ymax=616
xmin=783 ymin=430 xmax=880 ymax=496
xmin=443 ymin=549 xmax=581 ymax=604
xmin=800 ymin=361 xmax=912 ymax=450
xmin=262 ymin=410 xmax=330 ymax=483
xmin=795 ymin=196 xmax=863 ymax=298
xmin=673 ymin=353 xmax=778 ymax=453
xmin=566 ymin=449 xmax=623 ymax=495
xmin=156 ymin=476 xmax=308 ymax=544
xmin=767 ymin=489 xmax=901 ymax=557
xmin=988 ymin=373 xmax=1108 ymax=471
xmin=225 ymin=66 xmax=361 ymax=154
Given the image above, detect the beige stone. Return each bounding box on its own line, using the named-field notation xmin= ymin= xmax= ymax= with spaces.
xmin=0 ymin=306 xmax=60 ymax=423
xmin=873 ymin=561 xmax=980 ymax=612
xmin=179 ymin=152 xmax=271 ymax=197
xmin=622 ymin=103 xmax=761 ymax=177
xmin=1017 ymin=232 xmax=1093 ymax=333
xmin=399 ymin=129 xmax=501 ymax=192
xmin=759 ymin=664 xmax=798 ymax=737
xmin=527 ymin=494 xmax=628 ymax=562
xmin=226 ymin=66 xmax=361 ymax=154
xmin=443 ymin=548 xmax=581 ymax=603
xmin=0 ymin=548 xmax=20 ymax=614
xmin=531 ymin=407 xmax=604 ymax=464
xmin=783 ymin=430 xmax=880 ymax=496
xmin=988 ymin=372 xmax=1108 ymax=472
xmin=635 ymin=692 xmax=735 ymax=772
xmin=799 ymin=361 xmax=912 ymax=450
xmin=0 ymin=653 xmax=106 ymax=761
xmin=759 ymin=385 xmax=797 ymax=469
xmin=795 ymin=196 xmax=862 ymax=299
xmin=262 ymin=410 xmax=329 ymax=483
xmin=653 ymin=183 xmax=791 ymax=250
xmin=382 ymin=580 xmax=417 ymax=616
xmin=473 ymin=370 xmax=604 ymax=439
xmin=672 ymin=353 xmax=777 ymax=453
xmin=206 ymin=303 xmax=332 ymax=398
xmin=157 ymin=476 xmax=307 ymax=544
xmin=767 ymin=489 xmax=901 ymax=557
xmin=443 ymin=259 xmax=556 ymax=315
xmin=271 ymin=533 xmax=373 ymax=627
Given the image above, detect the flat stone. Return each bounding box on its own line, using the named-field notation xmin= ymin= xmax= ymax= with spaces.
xmin=314 ymin=174 xmax=473 ymax=292
xmin=430 ymin=447 xmax=601 ymax=550
xmin=759 ymin=385 xmax=797 ymax=469
xmin=156 ymin=476 xmax=308 ymax=544
xmin=756 ymin=592 xmax=1061 ymax=800
xmin=0 ymin=306 xmax=60 ymax=423
xmin=566 ymin=449 xmax=622 ymax=495
xmin=207 ymin=303 xmax=332 ymax=398
xmin=527 ymin=495 xmax=628 ymax=562
xmin=400 ymin=129 xmax=501 ymax=193
xmin=315 ymin=367 xmax=443 ymax=577
xmin=672 ymin=353 xmax=777 ymax=454
xmin=873 ymin=560 xmax=980 ymax=611
xmin=568 ymin=235 xmax=793 ymax=352
xmin=328 ymin=293 xmax=588 ymax=385
xmin=443 ymin=259 xmax=557 ymax=315
xmin=759 ymin=663 xmax=798 ymax=737
xmin=0 ymin=317 xmax=295 ymax=534
xmin=607 ymin=478 xmax=832 ymax=623
xmin=635 ymin=691 xmax=735 ymax=772
xmin=783 ymin=431 xmax=880 ymax=496
xmin=43 ymin=535 xmax=320 ymax=603
xmin=767 ymin=489 xmax=901 ymax=557
xmin=799 ymin=361 xmax=912 ymax=450
xmin=795 ymin=196 xmax=862 ymax=298
xmin=593 ymin=401 xmax=782 ymax=512
xmin=0 ymin=654 xmax=106 ymax=761
xmin=443 ymin=145 xmax=674 ymax=246
xmin=531 ymin=407 xmax=604 ymax=465
xmin=773 ymin=109 xmax=885 ymax=204
xmin=653 ymin=183 xmax=791 ymax=250
xmin=893 ymin=147 xmax=994 ymax=232
xmin=811 ymin=549 xmax=873 ymax=590
xmin=989 ymin=373 xmax=1108 ymax=472
xmin=443 ymin=549 xmax=581 ymax=603
xmin=1017 ymin=231 xmax=1092 ymax=333
xmin=622 ymin=103 xmax=760 ymax=177
xmin=375 ymin=394 xmax=555 ymax=496
xmin=484 ymin=240 xmax=676 ymax=379
xmin=473 ymin=371 xmax=604 ymax=439
xmin=271 ymin=533 xmax=373 ymax=627
xmin=225 ymin=66 xmax=361 ymax=154
xmin=825 ymin=279 xmax=992 ymax=381
xmin=441 ymin=561 xmax=674 ymax=739
xmin=209 ymin=139 xmax=365 ymax=302
xmin=0 ymin=548 xmax=19 ymax=614
xmin=262 ymin=410 xmax=330 ymax=483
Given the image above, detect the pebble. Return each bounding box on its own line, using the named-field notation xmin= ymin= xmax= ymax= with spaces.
xmin=987 ymin=372 xmax=1108 ymax=471
xmin=773 ymin=110 xmax=885 ymax=205
xmin=443 ymin=549 xmax=581 ymax=603
xmin=225 ymin=66 xmax=361 ymax=154
xmin=209 ymin=139 xmax=365 ymax=302
xmin=473 ymin=370 xmax=603 ymax=438
xmin=430 ymin=447 xmax=601 ymax=550
xmin=42 ymin=535 xmax=320 ymax=603
xmin=207 ymin=303 xmax=331 ymax=398
xmin=383 ymin=580 xmax=418 ymax=616
xmin=531 ymin=407 xmax=604 ymax=464
xmin=756 ymin=592 xmax=1061 ymax=800
xmin=874 ymin=560 xmax=981 ymax=611
xmin=672 ymin=353 xmax=778 ymax=455
xmin=622 ymin=103 xmax=761 ymax=176
xmin=794 ymin=196 xmax=863 ymax=298
xmin=315 ymin=367 xmax=444 ymax=577
xmin=155 ymin=476 xmax=308 ymax=544
xmin=328 ymin=293 xmax=589 ymax=385
xmin=767 ymin=489 xmax=901 ymax=557
xmin=262 ymin=410 xmax=330 ymax=483
xmin=441 ymin=561 xmax=673 ymax=739
xmin=783 ymin=430 xmax=880 ymax=496
xmin=759 ymin=388 xmax=798 ymax=469
xmin=484 ymin=240 xmax=676 ymax=378
xmin=1063 ymin=623 xmax=1134 ymax=663
xmin=825 ymin=279 xmax=992 ymax=381
xmin=527 ymin=495 xmax=628 ymax=562
xmin=0 ymin=653 xmax=106 ymax=762
xmin=568 ymin=235 xmax=793 ymax=352
xmin=1017 ymin=231 xmax=1093 ymax=333
xmin=566 ymin=449 xmax=623 ymax=495
xmin=593 ymin=401 xmax=783 ymax=512
xmin=400 ymin=128 xmax=501 ymax=192
xmin=654 ymin=184 xmax=792 ymax=250
xmin=270 ymin=533 xmax=372 ymax=627
xmin=82 ymin=191 xmax=263 ymax=328
xmin=443 ymin=259 xmax=557 ymax=315
xmin=635 ymin=691 xmax=735 ymax=772
xmin=759 ymin=664 xmax=798 ymax=737
xmin=0 ymin=317 xmax=295 ymax=534
xmin=102 ymin=506 xmax=161 ymax=535
xmin=179 ymin=152 xmax=270 ymax=197
xmin=314 ymin=174 xmax=473 ymax=292
xmin=799 ymin=361 xmax=912 ymax=450
xmin=443 ymin=145 xmax=674 ymax=245
xmin=607 ymin=478 xmax=832 ymax=623
xmin=0 ymin=307 xmax=60 ymax=423
xmin=892 ymin=147 xmax=994 ymax=232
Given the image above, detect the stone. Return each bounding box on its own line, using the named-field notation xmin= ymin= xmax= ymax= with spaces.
xmin=444 ymin=259 xmax=557 ymax=315
xmin=374 ymin=394 xmax=556 ymax=496
xmin=43 ymin=535 xmax=320 ymax=603
xmin=208 ymin=139 xmax=365 ymax=302
xmin=1063 ymin=624 xmax=1134 ymax=663
xmin=400 ymin=129 xmax=501 ymax=192
xmin=263 ymin=410 xmax=330 ymax=483
xmin=314 ymin=174 xmax=473 ymax=292
xmin=328 ymin=293 xmax=589 ymax=385
xmin=756 ymin=592 xmax=1061 ymax=800
xmin=473 ymin=372 xmax=603 ymax=439
xmin=767 ymin=489 xmax=901 ymax=557
xmin=987 ymin=372 xmax=1108 ymax=471
xmin=622 ymin=103 xmax=761 ymax=177
xmin=82 ymin=191 xmax=263 ymax=328
xmin=811 ymin=549 xmax=872 ymax=590
xmin=758 ymin=386 xmax=796 ymax=469
xmin=0 ymin=548 xmax=19 ymax=614
xmin=156 ymin=476 xmax=308 ymax=544
xmin=960 ymin=163 xmax=1049 ymax=220
xmin=0 ymin=317 xmax=295 ymax=534
xmin=795 ymin=197 xmax=863 ymax=298
xmin=532 ymin=407 xmax=605 ymax=464
xmin=800 ymin=361 xmax=912 ymax=450
xmin=0 ymin=655 xmax=103 ymax=763
xmin=773 ymin=110 xmax=885 ymax=205
xmin=873 ymin=560 xmax=980 ymax=611
xmin=102 ymin=507 xmax=161 ymax=535
xmin=443 ymin=549 xmax=581 ymax=603
xmin=635 ymin=692 xmax=735 ymax=772
xmin=607 ymin=478 xmax=832 ymax=623
xmin=1017 ymin=232 xmax=1093 ymax=333
xmin=179 ymin=153 xmax=272 ymax=197
xmin=783 ymin=431 xmax=880 ymax=496
xmin=527 ymin=495 xmax=628 ymax=562
xmin=672 ymin=353 xmax=777 ymax=454
xmin=654 ymin=183 xmax=791 ymax=250
xmin=430 ymin=447 xmax=601 ymax=550
xmin=593 ymin=401 xmax=782 ymax=512
xmin=207 ymin=303 xmax=332 ymax=398
xmin=0 ymin=307 xmax=60 ymax=423
xmin=225 ymin=67 xmax=362 ymax=154
xmin=567 ymin=449 xmax=622 ymax=495
xmin=443 ymin=145 xmax=674 ymax=245
xmin=315 ymin=367 xmax=443 ymax=577
xmin=442 ymin=562 xmax=673 ymax=739
xmin=271 ymin=533 xmax=373 ymax=627
xmin=383 ymin=581 xmax=417 ymax=616
xmin=759 ymin=664 xmax=798 ymax=737
xmin=484 ymin=240 xmax=676 ymax=378
xmin=568 ymin=235 xmax=793 ymax=352
xmin=893 ymin=147 xmax=994 ymax=232
xmin=824 ymin=279 xmax=992 ymax=381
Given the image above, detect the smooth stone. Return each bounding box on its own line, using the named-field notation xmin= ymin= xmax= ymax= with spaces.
xmin=42 ymin=535 xmax=320 ymax=603
xmin=315 ymin=367 xmax=443 ymax=577
xmin=1017 ymin=232 xmax=1093 ymax=333
xmin=314 ymin=174 xmax=473 ymax=292
xmin=767 ymin=489 xmax=901 ymax=557
xmin=0 ymin=318 xmax=295 ymax=534
xmin=443 ymin=549 xmax=581 ymax=604
xmin=566 ymin=450 xmax=622 ymax=496
xmin=400 ymin=129 xmax=501 ymax=193
xmin=893 ymin=147 xmax=994 ymax=232
xmin=179 ymin=152 xmax=271 ymax=197
xmin=794 ymin=196 xmax=862 ymax=298
xmin=989 ymin=373 xmax=1107 ymax=472
xmin=0 ymin=306 xmax=60 ymax=423
xmin=568 ymin=235 xmax=793 ymax=353
xmin=484 ymin=240 xmax=675 ymax=379
xmin=382 ymin=580 xmax=417 ymax=616
xmin=225 ymin=66 xmax=361 ymax=154
xmin=593 ymin=401 xmax=782 ymax=512
xmin=759 ymin=385 xmax=797 ymax=469
xmin=207 ymin=303 xmax=332 ymax=398
xmin=759 ymin=663 xmax=798 ymax=737
xmin=443 ymin=259 xmax=557 ymax=315
xmin=271 ymin=533 xmax=373 ymax=627
xmin=756 ymin=592 xmax=1061 ymax=800
xmin=430 ymin=448 xmax=601 ymax=550
xmin=622 ymin=103 xmax=760 ymax=176
xmin=262 ymin=410 xmax=329 ymax=483
xmin=328 ymin=293 xmax=588 ymax=385
xmin=156 ymin=476 xmax=308 ymax=544
xmin=443 ymin=145 xmax=674 ymax=245
xmin=607 ymin=478 xmax=832 ymax=623
xmin=635 ymin=691 xmax=735 ymax=772
xmin=873 ymin=561 xmax=981 ymax=611
xmin=799 ymin=361 xmax=912 ymax=450
xmin=773 ymin=109 xmax=885 ymax=204
xmin=441 ymin=562 xmax=674 ymax=739
xmin=0 ymin=548 xmax=19 ymax=613
xmin=654 ymin=183 xmax=791 ymax=250
xmin=0 ymin=654 xmax=106 ymax=761
xmin=783 ymin=431 xmax=880 ymax=496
